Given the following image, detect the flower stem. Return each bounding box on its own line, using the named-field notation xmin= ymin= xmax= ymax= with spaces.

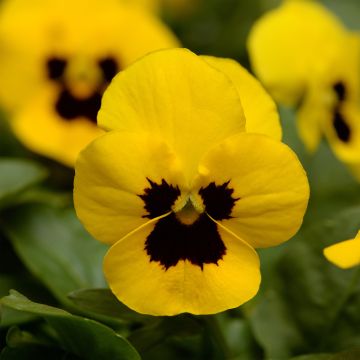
xmin=201 ymin=315 xmax=232 ymax=359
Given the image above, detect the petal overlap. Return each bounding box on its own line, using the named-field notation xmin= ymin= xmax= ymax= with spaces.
xmin=98 ymin=48 xmax=246 ymax=178
xmin=74 ymin=131 xmax=185 ymax=245
xmin=202 ymin=56 xmax=282 ymax=140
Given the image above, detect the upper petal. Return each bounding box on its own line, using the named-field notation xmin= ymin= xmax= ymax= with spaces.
xmin=98 ymin=48 xmax=246 ymax=178
xmin=247 ymin=0 xmax=347 ymax=106
xmin=194 ymin=132 xmax=309 ymax=248
xmin=74 ymin=131 xmax=184 ymax=245
xmin=324 ymin=231 xmax=360 ymax=269
xmin=104 ymin=217 xmax=260 ymax=315
xmin=202 ymin=56 xmax=282 ymax=140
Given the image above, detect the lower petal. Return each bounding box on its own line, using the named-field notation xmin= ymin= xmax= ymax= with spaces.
xmin=104 ymin=218 xmax=260 ymax=316
xmin=12 ymin=85 xmax=103 ymax=167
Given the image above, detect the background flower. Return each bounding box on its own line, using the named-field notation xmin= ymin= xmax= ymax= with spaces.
xmin=247 ymin=0 xmax=360 ymax=181
xmin=0 ymin=0 xmax=179 ymax=166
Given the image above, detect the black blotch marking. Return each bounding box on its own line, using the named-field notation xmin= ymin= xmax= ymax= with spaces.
xmin=145 ymin=213 xmax=226 ymax=270
xmin=333 ymin=82 xmax=346 ymax=102
xmin=333 ymin=110 xmax=351 ymax=142
xmin=199 ymin=181 xmax=239 ymax=220
xmin=139 ymin=179 xmax=180 ymax=219
xmin=46 ymin=55 xmax=119 ymax=123
xmin=98 ymin=57 xmax=119 ymax=82
xmin=55 ymin=89 xmax=102 ymax=123
xmin=47 ymin=57 xmax=67 ymax=80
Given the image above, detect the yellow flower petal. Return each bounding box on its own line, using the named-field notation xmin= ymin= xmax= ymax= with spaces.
xmin=12 ymin=85 xmax=103 ymax=167
xmin=74 ymin=131 xmax=185 ymax=245
xmin=324 ymin=231 xmax=360 ymax=269
xmin=98 ymin=48 xmax=246 ymax=179
xmin=202 ymin=56 xmax=282 ymax=140
xmin=247 ymin=0 xmax=347 ymax=106
xmin=195 ymin=132 xmax=309 ymax=248
xmin=296 ymin=81 xmax=332 ymax=153
xmin=104 ymin=217 xmax=260 ymax=315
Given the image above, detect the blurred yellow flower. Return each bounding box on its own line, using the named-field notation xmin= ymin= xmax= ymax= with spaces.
xmin=0 ymin=0 xmax=178 ymax=166
xmin=74 ymin=48 xmax=309 ymax=316
xmin=248 ymin=0 xmax=360 ymax=179
xmin=324 ymin=231 xmax=360 ymax=269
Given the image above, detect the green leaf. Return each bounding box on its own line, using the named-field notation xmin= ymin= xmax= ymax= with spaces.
xmin=0 ymin=159 xmax=46 ymax=209
xmin=68 ymin=289 xmax=154 ymax=324
xmin=128 ymin=315 xmax=202 ymax=355
xmin=1 ymin=290 xmax=140 ymax=360
xmin=0 ymin=346 xmax=67 ymax=360
xmin=291 ymin=348 xmax=360 ymax=360
xmin=249 ymin=290 xmax=305 ymax=359
xmin=1 ymin=204 xmax=108 ymax=306
xmin=290 ymin=354 xmax=331 ymax=360
xmin=0 ymin=238 xmax=55 ymax=328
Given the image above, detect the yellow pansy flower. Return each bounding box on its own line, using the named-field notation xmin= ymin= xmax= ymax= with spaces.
xmin=247 ymin=0 xmax=360 ymax=169
xmin=0 ymin=0 xmax=178 ymax=166
xmin=324 ymin=231 xmax=360 ymax=269
xmin=74 ymin=48 xmax=309 ymax=316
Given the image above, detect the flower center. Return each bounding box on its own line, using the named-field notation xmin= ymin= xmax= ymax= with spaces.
xmin=138 ymin=178 xmax=239 ymax=270
xmin=45 ymin=55 xmax=120 ymax=123
xmin=175 ymin=199 xmax=201 ymax=225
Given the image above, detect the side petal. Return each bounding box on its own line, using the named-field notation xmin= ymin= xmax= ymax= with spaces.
xmin=202 ymin=56 xmax=282 ymax=140
xmin=195 ymin=133 xmax=309 ymax=248
xmin=324 ymin=231 xmax=360 ymax=269
xmin=104 ymin=217 xmax=260 ymax=316
xmin=98 ymin=48 xmax=246 ymax=178
xmin=296 ymin=82 xmax=332 ymax=153
xmin=247 ymin=0 xmax=347 ymax=106
xmin=74 ymin=131 xmax=184 ymax=245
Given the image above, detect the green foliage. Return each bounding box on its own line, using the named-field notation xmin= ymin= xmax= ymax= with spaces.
xmin=0 ymin=159 xmax=46 ymax=209
xmin=0 ymin=291 xmax=140 ymax=360
xmin=250 ymin=206 xmax=360 ymax=359
xmin=0 ymin=204 xmax=108 ymax=306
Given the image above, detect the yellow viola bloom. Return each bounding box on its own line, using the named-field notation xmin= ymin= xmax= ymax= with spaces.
xmin=0 ymin=0 xmax=179 ymax=166
xmin=74 ymin=48 xmax=309 ymax=316
xmin=247 ymin=0 xmax=360 ymax=165
xmin=324 ymin=231 xmax=360 ymax=269
xmin=248 ymin=0 xmax=347 ymax=107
